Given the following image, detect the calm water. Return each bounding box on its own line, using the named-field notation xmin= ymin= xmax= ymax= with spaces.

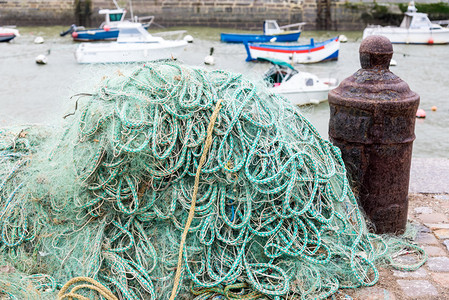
xmin=1 ymin=26 xmax=448 ymax=158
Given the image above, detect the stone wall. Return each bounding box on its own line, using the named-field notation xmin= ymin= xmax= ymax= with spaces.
xmin=92 ymin=0 xmax=304 ymax=29
xmin=0 ymin=0 xmax=305 ymax=28
xmin=0 ymin=1 xmax=444 ymax=30
xmin=0 ymin=0 xmax=75 ymax=26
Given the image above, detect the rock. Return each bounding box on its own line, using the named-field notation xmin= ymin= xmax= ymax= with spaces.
xmin=426 ymin=257 xmax=449 ymax=272
xmin=397 ymin=280 xmax=438 ymax=297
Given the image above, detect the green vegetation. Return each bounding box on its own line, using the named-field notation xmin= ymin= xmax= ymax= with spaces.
xmin=361 ymin=3 xmax=402 ymax=26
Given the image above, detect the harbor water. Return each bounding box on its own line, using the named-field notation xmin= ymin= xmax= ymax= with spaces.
xmin=1 ymin=26 xmax=448 ymax=158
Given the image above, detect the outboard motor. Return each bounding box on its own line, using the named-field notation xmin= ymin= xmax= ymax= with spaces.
xmin=60 ymin=24 xmax=76 ymax=37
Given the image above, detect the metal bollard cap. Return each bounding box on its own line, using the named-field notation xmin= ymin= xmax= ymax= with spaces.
xmin=359 ymin=35 xmax=393 ymax=70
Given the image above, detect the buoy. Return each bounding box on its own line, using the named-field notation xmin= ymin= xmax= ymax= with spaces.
xmin=431 ymin=106 xmax=437 ymax=111
xmin=204 ymin=47 xmax=215 ymax=65
xmin=72 ymin=31 xmax=79 ymax=38
xmin=339 ymin=35 xmax=348 ymax=43
xmin=183 ymin=35 xmax=194 ymax=43
xmin=428 ymin=38 xmax=434 ymax=44
xmin=35 ymin=54 xmax=48 ymax=65
xmin=34 ymin=36 xmax=44 ymax=44
xmin=390 ymin=59 xmax=397 ymax=66
xmin=103 ymin=25 xmax=110 ymax=32
xmin=416 ymin=108 xmax=426 ymax=118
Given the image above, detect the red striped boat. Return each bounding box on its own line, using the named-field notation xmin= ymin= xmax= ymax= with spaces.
xmin=245 ymin=36 xmax=340 ymax=64
xmin=0 ymin=27 xmax=19 ymax=42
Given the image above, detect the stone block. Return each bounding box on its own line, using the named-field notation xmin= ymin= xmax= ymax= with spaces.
xmin=396 ymin=280 xmax=438 ymax=297
xmin=392 ymin=268 xmax=427 ymax=278
xmin=424 ymin=223 xmax=449 ymax=229
xmin=431 ymin=272 xmax=449 ymax=287
xmin=417 ymin=213 xmax=449 ymax=224
xmin=414 ymin=207 xmax=433 ymax=214
xmin=421 ymin=245 xmax=447 ymax=257
xmin=426 ymin=257 xmax=449 ymax=272
xmin=353 ymin=287 xmax=396 ymax=300
xmin=415 ymin=232 xmax=439 ymax=245
xmin=416 ymin=224 xmax=431 ymax=233
xmin=434 ymin=229 xmax=449 ymax=239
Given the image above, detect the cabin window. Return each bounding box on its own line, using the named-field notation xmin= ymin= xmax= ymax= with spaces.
xmin=400 ymin=15 xmax=412 ymax=28
xmin=306 ymin=78 xmax=314 ymax=86
xmin=109 ymin=13 xmax=123 ymax=22
xmin=120 ymin=28 xmax=140 ymax=36
xmin=267 ymin=22 xmax=277 ymax=30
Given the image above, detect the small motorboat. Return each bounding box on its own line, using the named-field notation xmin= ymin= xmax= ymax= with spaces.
xmin=61 ymin=4 xmax=154 ymax=42
xmin=262 ymin=57 xmax=337 ymax=106
xmin=363 ymin=1 xmax=449 ymax=44
xmin=75 ymin=23 xmax=188 ymax=64
xmin=0 ymin=27 xmax=20 ymax=42
xmin=245 ymin=36 xmax=340 ymax=64
xmin=220 ymin=20 xmax=305 ymax=43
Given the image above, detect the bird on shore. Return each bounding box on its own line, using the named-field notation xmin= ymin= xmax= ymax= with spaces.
xmin=204 ymin=47 xmax=215 ymax=65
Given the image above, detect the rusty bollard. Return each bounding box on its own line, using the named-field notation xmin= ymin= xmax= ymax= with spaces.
xmin=328 ymin=36 xmax=419 ymax=234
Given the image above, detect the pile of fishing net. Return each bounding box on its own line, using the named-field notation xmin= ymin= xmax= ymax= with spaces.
xmin=0 ymin=62 xmax=426 ymax=300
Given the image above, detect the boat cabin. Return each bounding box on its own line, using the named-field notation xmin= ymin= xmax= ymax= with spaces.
xmin=99 ymin=8 xmax=127 ymax=28
xmin=116 ymin=23 xmax=162 ymax=43
xmin=400 ymin=2 xmax=442 ymax=30
xmin=400 ymin=12 xmax=440 ymax=30
xmin=263 ymin=20 xmax=282 ymax=35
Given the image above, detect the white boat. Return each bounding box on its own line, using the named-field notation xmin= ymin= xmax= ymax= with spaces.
xmin=262 ymin=58 xmax=337 ymax=106
xmin=363 ymin=1 xmax=449 ymax=44
xmin=75 ymin=23 xmax=188 ymax=64
xmin=0 ymin=26 xmax=20 ymax=42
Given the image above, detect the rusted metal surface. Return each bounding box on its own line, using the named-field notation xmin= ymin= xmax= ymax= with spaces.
xmin=328 ymin=36 xmax=420 ymax=234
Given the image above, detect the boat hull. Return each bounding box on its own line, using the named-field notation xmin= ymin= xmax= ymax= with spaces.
xmin=73 ymin=24 xmax=151 ymax=42
xmin=363 ymin=27 xmax=449 ymax=44
xmin=245 ymin=37 xmax=340 ymax=64
xmin=0 ymin=33 xmax=16 ymax=42
xmin=221 ymin=31 xmax=301 ymax=43
xmin=75 ymin=40 xmax=188 ymax=63
xmin=73 ymin=28 xmax=119 ymax=41
xmin=273 ymin=88 xmax=331 ymax=106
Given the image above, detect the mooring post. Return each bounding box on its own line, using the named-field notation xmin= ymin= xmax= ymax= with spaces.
xmin=328 ymin=36 xmax=420 ymax=234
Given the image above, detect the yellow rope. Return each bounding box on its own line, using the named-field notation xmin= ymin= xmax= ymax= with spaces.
xmin=169 ymin=99 xmax=223 ymax=300
xmin=58 ymin=277 xmax=118 ymax=300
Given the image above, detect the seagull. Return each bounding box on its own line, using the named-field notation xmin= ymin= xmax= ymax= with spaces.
xmin=204 ymin=47 xmax=215 ymax=65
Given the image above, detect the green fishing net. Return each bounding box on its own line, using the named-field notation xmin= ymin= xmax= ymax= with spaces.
xmin=0 ymin=61 xmax=426 ymax=300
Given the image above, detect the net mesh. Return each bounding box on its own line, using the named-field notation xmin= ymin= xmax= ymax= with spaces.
xmin=0 ymin=61 xmax=425 ymax=300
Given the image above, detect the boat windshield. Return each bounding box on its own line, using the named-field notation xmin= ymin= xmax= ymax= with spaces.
xmin=264 ymin=65 xmax=298 ymax=86
xmin=410 ymin=14 xmax=433 ymax=29
xmin=109 ymin=13 xmax=124 ymax=22
xmin=400 ymin=15 xmax=412 ymax=28
xmin=401 ymin=13 xmax=433 ymax=29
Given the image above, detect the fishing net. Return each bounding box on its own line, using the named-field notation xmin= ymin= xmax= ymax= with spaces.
xmin=0 ymin=61 xmax=426 ymax=300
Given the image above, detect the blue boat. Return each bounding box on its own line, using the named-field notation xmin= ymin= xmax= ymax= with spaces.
xmin=60 ymin=7 xmax=154 ymax=42
xmin=220 ymin=20 xmax=305 ymax=43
